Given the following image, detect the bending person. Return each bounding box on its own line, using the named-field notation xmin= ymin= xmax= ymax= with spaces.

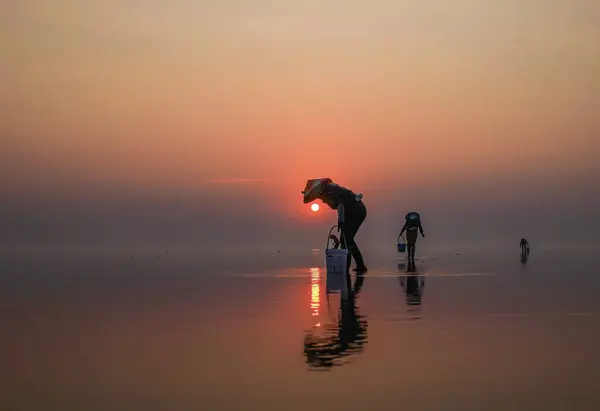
xmin=302 ymin=178 xmax=368 ymax=273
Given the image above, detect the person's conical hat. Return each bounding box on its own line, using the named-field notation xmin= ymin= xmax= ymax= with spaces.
xmin=301 ymin=178 xmax=332 ymax=203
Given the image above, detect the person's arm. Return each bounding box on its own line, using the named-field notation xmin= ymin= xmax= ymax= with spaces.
xmin=337 ymin=203 xmax=345 ymax=230
xmin=419 ymin=221 xmax=425 ymax=236
xmin=399 ymin=223 xmax=407 ymax=237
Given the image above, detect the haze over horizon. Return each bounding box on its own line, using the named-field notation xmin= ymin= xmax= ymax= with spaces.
xmin=3 ymin=0 xmax=599 ymax=251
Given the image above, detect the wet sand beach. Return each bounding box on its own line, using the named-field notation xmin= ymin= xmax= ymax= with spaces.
xmin=2 ymin=248 xmax=599 ymax=411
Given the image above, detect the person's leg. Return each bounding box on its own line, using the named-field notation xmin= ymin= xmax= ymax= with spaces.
xmin=341 ymin=206 xmax=367 ymax=271
xmin=339 ymin=229 xmax=352 ymax=274
xmin=407 ymin=231 xmax=418 ymax=260
xmin=351 ymin=205 xmax=367 ymax=271
xmin=343 ymin=224 xmax=367 ymax=271
xmin=339 ymin=220 xmax=355 ymax=273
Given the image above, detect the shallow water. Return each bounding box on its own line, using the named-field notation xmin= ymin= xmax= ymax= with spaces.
xmin=2 ymin=249 xmax=600 ymax=411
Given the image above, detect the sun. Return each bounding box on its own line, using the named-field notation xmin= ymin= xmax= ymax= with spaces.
xmin=310 ymin=203 xmax=320 ymax=212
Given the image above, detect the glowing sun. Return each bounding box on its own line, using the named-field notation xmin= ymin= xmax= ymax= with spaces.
xmin=310 ymin=203 xmax=320 ymax=212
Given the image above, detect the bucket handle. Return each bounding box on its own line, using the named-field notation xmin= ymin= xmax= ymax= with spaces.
xmin=326 ymin=225 xmax=348 ymax=250
xmin=397 ymin=232 xmax=406 ymax=244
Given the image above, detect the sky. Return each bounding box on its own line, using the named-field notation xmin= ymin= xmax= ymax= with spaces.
xmin=2 ymin=0 xmax=600 ymax=251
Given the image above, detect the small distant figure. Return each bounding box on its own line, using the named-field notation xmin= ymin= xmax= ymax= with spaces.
xmin=302 ymin=178 xmax=368 ymax=273
xmin=399 ymin=212 xmax=425 ymax=261
xmin=520 ymin=238 xmax=530 ymax=256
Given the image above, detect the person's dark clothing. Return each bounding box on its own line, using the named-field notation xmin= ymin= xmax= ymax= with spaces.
xmin=520 ymin=238 xmax=529 ymax=255
xmin=401 ymin=212 xmax=424 ymax=236
xmin=406 ymin=229 xmax=418 ymax=247
xmin=400 ymin=212 xmax=424 ymax=260
xmin=320 ymin=183 xmax=367 ymax=271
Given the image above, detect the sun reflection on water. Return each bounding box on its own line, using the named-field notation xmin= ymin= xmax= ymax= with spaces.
xmin=310 ymin=267 xmax=320 ymax=324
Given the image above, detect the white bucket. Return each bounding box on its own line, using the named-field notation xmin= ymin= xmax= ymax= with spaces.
xmin=325 ymin=249 xmax=349 ymax=295
xmin=325 ymin=248 xmax=348 ymax=275
xmin=324 ymin=225 xmax=349 ymax=295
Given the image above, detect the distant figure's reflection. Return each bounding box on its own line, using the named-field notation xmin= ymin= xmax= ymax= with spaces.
xmin=398 ymin=261 xmax=425 ymax=316
xmin=303 ymin=273 xmax=367 ymax=369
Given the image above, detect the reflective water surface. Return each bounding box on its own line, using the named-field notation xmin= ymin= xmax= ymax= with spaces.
xmin=1 ymin=249 xmax=600 ymax=410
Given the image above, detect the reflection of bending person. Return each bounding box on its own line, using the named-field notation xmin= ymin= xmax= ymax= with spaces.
xmin=302 ymin=178 xmax=368 ymax=272
xmin=399 ymin=212 xmax=425 ymax=261
xmin=303 ymin=273 xmax=368 ymax=369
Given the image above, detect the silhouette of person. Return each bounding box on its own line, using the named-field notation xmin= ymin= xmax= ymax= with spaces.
xmin=520 ymin=238 xmax=530 ymax=256
xmin=302 ymin=178 xmax=368 ymax=272
xmin=303 ymin=272 xmax=368 ymax=369
xmin=399 ymin=212 xmax=425 ymax=261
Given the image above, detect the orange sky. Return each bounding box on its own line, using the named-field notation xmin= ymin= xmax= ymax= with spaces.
xmin=3 ymin=0 xmax=600 ymax=230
